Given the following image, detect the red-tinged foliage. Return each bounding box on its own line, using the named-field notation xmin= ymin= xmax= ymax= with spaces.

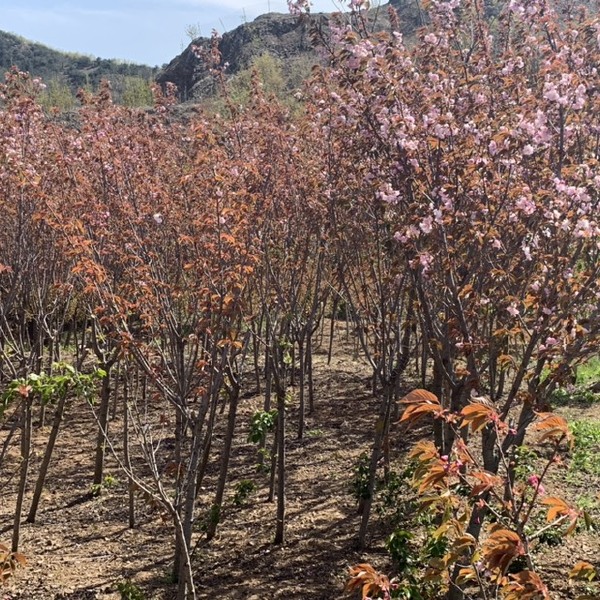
xmin=1 ymin=0 xmax=599 ymax=596
xmin=481 ymin=528 xmax=525 ymax=575
xmin=399 ymin=389 xmax=444 ymax=426
xmin=469 ymin=471 xmax=504 ymax=498
xmin=346 ymin=563 xmax=392 ymax=600
xmin=501 ymin=570 xmax=550 ymax=600
xmin=460 ymin=402 xmax=499 ymax=433
xmin=534 ymin=413 xmax=572 ymax=445
xmin=541 ymin=496 xmax=580 ymax=529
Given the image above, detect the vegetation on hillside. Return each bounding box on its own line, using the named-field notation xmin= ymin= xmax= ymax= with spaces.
xmin=0 ymin=29 xmax=158 ymax=108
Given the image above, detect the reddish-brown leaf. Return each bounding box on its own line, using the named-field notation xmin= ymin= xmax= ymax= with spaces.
xmin=460 ymin=402 xmax=497 ymax=433
xmin=501 ymin=570 xmax=550 ymax=600
xmin=399 ymin=389 xmax=442 ymax=426
xmin=345 ymin=563 xmax=391 ymax=599
xmin=481 ymin=529 xmax=524 ymax=573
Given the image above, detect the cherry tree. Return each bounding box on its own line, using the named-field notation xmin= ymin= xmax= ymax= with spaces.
xmin=307 ymin=0 xmax=600 ymax=588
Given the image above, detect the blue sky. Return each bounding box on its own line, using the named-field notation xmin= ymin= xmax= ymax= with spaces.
xmin=2 ymin=0 xmax=346 ymax=67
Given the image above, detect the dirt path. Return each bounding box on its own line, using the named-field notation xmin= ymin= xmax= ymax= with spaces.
xmin=2 ymin=339 xmax=389 ymax=600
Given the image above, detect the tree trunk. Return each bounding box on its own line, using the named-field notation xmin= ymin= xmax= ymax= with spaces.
xmin=27 ymin=391 xmax=68 ymax=523
xmin=306 ymin=333 xmax=315 ymax=414
xmin=12 ymin=398 xmax=32 ymax=553
xmin=274 ymin=387 xmax=286 ymax=545
xmin=297 ymin=337 xmax=305 ymax=440
xmin=206 ymin=388 xmax=239 ymax=541
xmin=123 ymin=374 xmax=135 ymax=529
xmin=93 ymin=368 xmax=112 ymax=487
xmin=357 ymin=385 xmax=393 ymax=549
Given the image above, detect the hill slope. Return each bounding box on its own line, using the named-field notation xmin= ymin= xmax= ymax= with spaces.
xmin=0 ymin=30 xmax=157 ymax=90
xmin=156 ymin=2 xmax=426 ymax=101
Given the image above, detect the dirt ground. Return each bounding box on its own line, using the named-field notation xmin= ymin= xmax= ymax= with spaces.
xmin=1 ymin=330 xmax=392 ymax=600
xmin=1 ymin=327 xmax=599 ymax=600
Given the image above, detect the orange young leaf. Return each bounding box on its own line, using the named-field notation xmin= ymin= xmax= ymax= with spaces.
xmin=455 ymin=566 xmax=478 ymax=586
xmin=400 ymin=388 xmax=439 ymax=405
xmin=541 ymin=496 xmax=579 ymax=532
xmin=470 ymin=470 xmax=503 ymax=497
xmin=345 ymin=563 xmax=391 ymax=599
xmin=460 ymin=402 xmax=498 ymax=433
xmin=534 ymin=413 xmax=571 ymax=444
xmin=409 ymin=440 xmax=440 ymax=464
xmin=569 ymin=561 xmax=597 ymax=582
xmin=481 ymin=529 xmax=524 ymax=574
xmin=416 ymin=463 xmax=449 ymax=494
xmin=399 ymin=389 xmax=442 ymax=426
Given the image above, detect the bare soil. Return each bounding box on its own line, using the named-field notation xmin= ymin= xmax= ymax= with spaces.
xmin=1 ymin=328 xmax=599 ymax=600
xmin=1 ymin=330 xmax=391 ymax=600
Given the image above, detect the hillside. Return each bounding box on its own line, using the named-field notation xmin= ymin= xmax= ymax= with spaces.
xmin=157 ymin=0 xmax=599 ymax=102
xmin=0 ymin=29 xmax=157 ymax=94
xmin=156 ymin=0 xmax=430 ymax=102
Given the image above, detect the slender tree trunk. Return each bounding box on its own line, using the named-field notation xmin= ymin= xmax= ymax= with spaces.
xmin=297 ymin=337 xmax=305 ymax=440
xmin=206 ymin=388 xmax=239 ymax=541
xmin=306 ymin=333 xmax=315 ymax=414
xmin=327 ymin=308 xmax=337 ymax=365
xmin=27 ymin=391 xmax=68 ymax=523
xmin=123 ymin=374 xmax=135 ymax=529
xmin=274 ymin=387 xmax=286 ymax=545
xmin=258 ymin=351 xmax=273 ymax=470
xmin=357 ymin=385 xmax=393 ymax=549
xmin=12 ymin=398 xmax=32 ymax=553
xmin=268 ymin=429 xmax=277 ymax=502
xmin=175 ymin=410 xmax=206 ymax=600
xmin=93 ymin=368 xmax=112 ymax=487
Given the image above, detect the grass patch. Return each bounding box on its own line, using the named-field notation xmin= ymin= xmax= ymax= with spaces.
xmin=576 ymin=357 xmax=600 ymax=387
xmin=569 ymin=420 xmax=600 ymax=476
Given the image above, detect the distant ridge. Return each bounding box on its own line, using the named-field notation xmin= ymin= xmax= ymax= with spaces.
xmin=0 ymin=29 xmax=157 ymax=91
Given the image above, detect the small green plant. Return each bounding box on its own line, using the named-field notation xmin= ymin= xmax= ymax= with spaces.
xmin=375 ymin=470 xmax=407 ymax=526
xmin=90 ymin=474 xmax=119 ymax=497
xmin=513 ymin=444 xmax=539 ymax=481
xmin=197 ymin=504 xmax=222 ymax=533
xmin=350 ymin=452 xmax=371 ymax=503
xmin=248 ymin=409 xmax=278 ymax=445
xmin=233 ymin=479 xmax=256 ymax=506
xmin=386 ymin=529 xmax=416 ymax=572
xmin=116 ymin=579 xmax=145 ymax=600
xmin=551 ymin=386 xmax=600 ymax=407
xmin=576 ymin=357 xmax=600 ymax=387
xmin=305 ymin=428 xmax=324 ymax=437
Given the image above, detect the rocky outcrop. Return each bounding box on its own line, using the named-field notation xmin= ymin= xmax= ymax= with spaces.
xmin=156 ymin=12 xmax=323 ymax=101
xmin=156 ymin=3 xmax=426 ymax=101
